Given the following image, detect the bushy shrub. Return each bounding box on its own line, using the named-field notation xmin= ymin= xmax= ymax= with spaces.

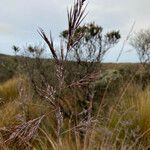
xmin=94 ymin=69 xmax=123 ymax=98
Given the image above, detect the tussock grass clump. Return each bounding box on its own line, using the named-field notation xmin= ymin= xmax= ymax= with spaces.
xmin=106 ymin=86 xmax=150 ymax=148
xmin=0 ymin=101 xmax=21 ymax=127
xmin=134 ymin=88 xmax=150 ymax=144
xmin=0 ymin=78 xmax=19 ymax=105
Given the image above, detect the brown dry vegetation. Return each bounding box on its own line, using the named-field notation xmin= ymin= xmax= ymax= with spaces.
xmin=0 ymin=72 xmax=149 ymax=150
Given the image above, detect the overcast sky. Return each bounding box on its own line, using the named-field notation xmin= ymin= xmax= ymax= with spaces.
xmin=0 ymin=0 xmax=150 ymax=62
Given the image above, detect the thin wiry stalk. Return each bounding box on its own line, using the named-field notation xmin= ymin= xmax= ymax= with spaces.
xmin=68 ymin=72 xmax=98 ymax=88
xmin=116 ymin=22 xmax=135 ymax=62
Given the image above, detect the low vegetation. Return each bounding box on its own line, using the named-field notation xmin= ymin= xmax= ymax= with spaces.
xmin=0 ymin=74 xmax=149 ymax=149
xmin=0 ymin=0 xmax=150 ymax=149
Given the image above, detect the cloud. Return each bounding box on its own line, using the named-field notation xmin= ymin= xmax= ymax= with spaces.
xmin=0 ymin=23 xmax=13 ymax=35
xmin=0 ymin=0 xmax=149 ymax=62
xmin=88 ymin=0 xmax=150 ymax=30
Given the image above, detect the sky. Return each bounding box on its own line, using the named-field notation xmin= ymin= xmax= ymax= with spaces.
xmin=0 ymin=0 xmax=150 ymax=62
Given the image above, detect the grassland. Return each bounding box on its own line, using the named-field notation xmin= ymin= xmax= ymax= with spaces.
xmin=0 ymin=54 xmax=149 ymax=149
